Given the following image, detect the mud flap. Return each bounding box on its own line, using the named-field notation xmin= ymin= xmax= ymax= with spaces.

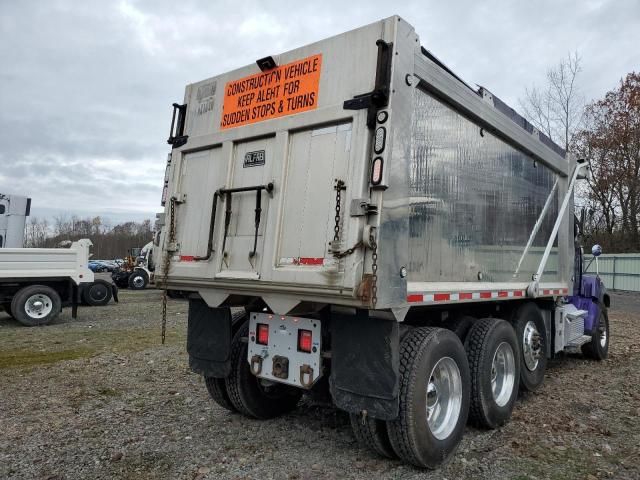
xmin=187 ymin=298 xmax=232 ymax=378
xmin=329 ymin=309 xmax=399 ymax=420
xmin=71 ymin=282 xmax=79 ymax=319
xmin=111 ymin=283 xmax=119 ymax=303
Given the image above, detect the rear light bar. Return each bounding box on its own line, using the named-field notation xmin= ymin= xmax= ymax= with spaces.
xmin=297 ymin=329 xmax=313 ymax=353
xmin=371 ymin=157 xmax=384 ymax=185
xmin=374 ymin=126 xmax=386 ymax=154
xmin=256 ymin=323 xmax=269 ymax=345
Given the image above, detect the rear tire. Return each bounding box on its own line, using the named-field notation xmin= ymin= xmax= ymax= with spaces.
xmin=128 ymin=270 xmax=148 ymax=290
xmin=350 ymin=413 xmax=396 ymax=459
xmin=582 ymin=308 xmax=609 ymax=360
xmin=82 ymin=279 xmax=113 ymax=306
xmin=386 ymin=327 xmax=470 ymax=469
xmin=464 ymin=318 xmax=519 ymax=429
xmin=225 ymin=323 xmax=302 ymax=419
xmin=11 ymin=285 xmax=62 ymax=326
xmin=512 ymin=303 xmax=547 ymax=392
xmin=205 ymin=377 xmax=237 ymax=412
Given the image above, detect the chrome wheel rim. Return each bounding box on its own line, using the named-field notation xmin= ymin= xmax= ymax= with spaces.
xmin=426 ymin=357 xmax=463 ymax=440
xmin=25 ymin=294 xmax=53 ymax=319
xmin=522 ymin=321 xmax=541 ymax=371
xmin=132 ymin=275 xmax=145 ymax=288
xmin=491 ymin=342 xmax=516 ymax=407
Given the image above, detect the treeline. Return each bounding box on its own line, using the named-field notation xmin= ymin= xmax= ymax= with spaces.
xmin=573 ymin=72 xmax=640 ymax=253
xmin=25 ymin=215 xmax=154 ymax=259
xmin=520 ymin=52 xmax=639 ymax=253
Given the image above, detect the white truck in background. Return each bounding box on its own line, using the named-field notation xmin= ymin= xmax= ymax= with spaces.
xmin=0 ymin=239 xmax=95 ymax=326
xmin=0 ymin=193 xmax=30 ymax=248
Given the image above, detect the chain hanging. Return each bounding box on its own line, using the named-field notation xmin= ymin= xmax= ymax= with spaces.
xmin=331 ymin=180 xmax=363 ymax=258
xmin=370 ymin=235 xmax=378 ymax=308
xmin=161 ymin=196 xmax=176 ymax=345
xmin=333 ymin=180 xmax=345 ymax=244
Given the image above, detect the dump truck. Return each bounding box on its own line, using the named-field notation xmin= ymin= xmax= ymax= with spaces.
xmin=0 ymin=193 xmax=30 ymax=248
xmin=0 ymin=239 xmax=95 ymax=325
xmin=158 ymin=16 xmax=610 ymax=468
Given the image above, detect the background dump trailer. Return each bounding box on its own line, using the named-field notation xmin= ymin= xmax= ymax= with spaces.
xmin=160 ymin=16 xmax=610 ymax=468
xmin=0 ymin=193 xmax=30 ymax=248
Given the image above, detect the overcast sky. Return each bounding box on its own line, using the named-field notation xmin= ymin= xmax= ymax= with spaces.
xmin=1 ymin=0 xmax=638 ymax=223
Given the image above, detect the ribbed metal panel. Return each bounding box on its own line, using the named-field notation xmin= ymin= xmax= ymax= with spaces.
xmin=583 ymin=253 xmax=640 ymax=292
xmin=408 ymin=89 xmax=560 ymax=283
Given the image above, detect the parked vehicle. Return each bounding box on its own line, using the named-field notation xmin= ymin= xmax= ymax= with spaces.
xmin=0 ymin=239 xmax=96 ymax=325
xmin=88 ymin=260 xmax=118 ymax=272
xmin=111 ymin=243 xmax=155 ymax=290
xmin=88 ymin=260 xmax=108 ymax=273
xmin=0 ymin=193 xmax=30 ymax=248
xmin=158 ymin=16 xmax=610 ymax=469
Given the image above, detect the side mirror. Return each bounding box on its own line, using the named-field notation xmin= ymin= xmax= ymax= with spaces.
xmin=591 ymin=244 xmax=602 ymax=257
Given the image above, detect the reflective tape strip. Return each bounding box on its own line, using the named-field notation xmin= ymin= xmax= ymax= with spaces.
xmin=299 ymin=257 xmax=324 ymax=266
xmin=179 ymin=255 xmax=195 ymax=262
xmin=279 ymin=257 xmax=336 ymax=267
xmin=542 ymin=288 xmax=569 ymax=296
xmin=406 ymin=287 xmax=568 ymax=304
xmin=408 ymin=289 xmax=528 ymax=303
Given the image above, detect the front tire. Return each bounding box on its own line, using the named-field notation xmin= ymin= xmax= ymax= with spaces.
xmin=11 ymin=285 xmax=62 ymax=326
xmin=128 ymin=270 xmax=149 ymax=290
xmin=386 ymin=327 xmax=470 ymax=469
xmin=582 ymin=308 xmax=609 ymax=360
xmin=225 ymin=323 xmax=302 ymax=419
xmin=512 ymin=303 xmax=547 ymax=392
xmin=465 ymin=318 xmax=519 ymax=429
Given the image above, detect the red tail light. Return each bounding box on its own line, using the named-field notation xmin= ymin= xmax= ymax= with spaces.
xmin=256 ymin=323 xmax=269 ymax=345
xmin=297 ymin=329 xmax=313 ymax=353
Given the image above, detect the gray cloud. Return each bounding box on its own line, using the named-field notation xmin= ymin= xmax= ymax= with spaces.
xmin=1 ymin=0 xmax=638 ymax=222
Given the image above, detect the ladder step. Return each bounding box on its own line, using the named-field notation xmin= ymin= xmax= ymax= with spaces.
xmin=566 ymin=335 xmax=592 ymax=347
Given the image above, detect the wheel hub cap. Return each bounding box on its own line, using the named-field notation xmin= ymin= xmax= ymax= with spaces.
xmin=133 ymin=276 xmax=144 ymax=288
xmin=425 ymin=357 xmax=463 ymax=440
xmin=523 ymin=321 xmax=541 ymax=371
xmin=599 ymin=322 xmax=607 ymax=348
xmin=25 ymin=294 xmax=53 ymax=319
xmin=491 ymin=342 xmax=516 ymax=407
xmin=91 ymin=285 xmax=107 ymax=300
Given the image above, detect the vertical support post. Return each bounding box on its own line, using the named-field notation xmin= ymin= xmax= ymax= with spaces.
xmin=612 ymin=256 xmax=617 ymax=290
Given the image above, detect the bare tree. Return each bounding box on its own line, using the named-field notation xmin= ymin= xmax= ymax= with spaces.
xmin=24 ymin=217 xmax=50 ymax=247
xmin=519 ymin=52 xmax=585 ymax=151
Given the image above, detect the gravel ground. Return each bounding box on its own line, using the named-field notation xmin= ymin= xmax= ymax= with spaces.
xmin=1 ymin=289 xmax=639 ymax=480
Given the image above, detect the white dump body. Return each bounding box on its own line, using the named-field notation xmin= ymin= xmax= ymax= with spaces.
xmin=161 ymin=16 xmax=574 ymax=315
xmin=0 ymin=239 xmax=94 ymax=285
xmin=0 ymin=193 xmax=30 ymax=248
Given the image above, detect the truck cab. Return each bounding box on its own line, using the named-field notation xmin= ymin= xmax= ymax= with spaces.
xmin=0 ymin=193 xmax=31 ymax=248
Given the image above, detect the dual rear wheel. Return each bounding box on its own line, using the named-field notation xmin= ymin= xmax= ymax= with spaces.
xmin=352 ymin=321 xmax=521 ymax=468
xmin=202 ymin=303 xmax=607 ymax=469
xmin=204 ymin=315 xmax=301 ymax=419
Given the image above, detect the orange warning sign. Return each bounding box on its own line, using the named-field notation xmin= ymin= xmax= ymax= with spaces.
xmin=220 ymin=54 xmax=322 ymax=130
